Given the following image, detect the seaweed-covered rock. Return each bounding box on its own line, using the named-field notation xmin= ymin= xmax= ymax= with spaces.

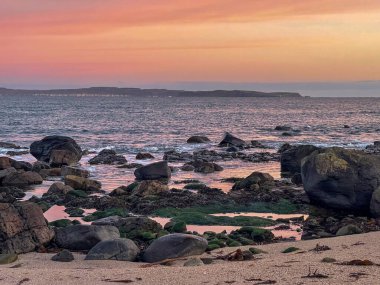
xmin=302 ymin=147 xmax=380 ymax=213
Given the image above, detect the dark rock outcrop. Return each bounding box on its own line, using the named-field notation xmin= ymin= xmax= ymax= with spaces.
xmin=187 ymin=136 xmax=211 ymax=144
xmin=0 ymin=202 xmax=54 ymax=253
xmin=88 ymin=149 xmax=127 ymax=165
xmin=142 ymin=233 xmax=208 ymax=263
xmin=135 ymin=152 xmax=155 ymax=160
xmin=218 ymin=132 xmax=246 ymax=147
xmin=134 ymin=161 xmax=171 ymax=180
xmin=30 ymin=136 xmax=82 ymax=166
xmin=302 ymin=147 xmax=380 ymax=213
xmin=281 ymin=145 xmax=320 ymax=178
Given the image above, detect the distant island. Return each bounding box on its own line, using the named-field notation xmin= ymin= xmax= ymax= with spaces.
xmin=0 ymin=87 xmax=302 ymax=98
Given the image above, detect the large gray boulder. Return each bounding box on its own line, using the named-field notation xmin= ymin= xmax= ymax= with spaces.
xmin=0 ymin=202 xmax=55 ymax=254
xmin=55 ymin=225 xmax=120 ymax=250
xmin=142 ymin=233 xmax=208 ymax=263
xmin=134 ymin=161 xmax=171 ymax=180
xmin=281 ymin=144 xmax=320 ymax=178
xmin=301 ymin=147 xmax=380 ymax=213
xmin=85 ymin=238 xmax=140 ymax=261
xmin=30 ymin=136 xmax=82 ymax=166
xmin=218 ymin=132 xmax=246 ymax=147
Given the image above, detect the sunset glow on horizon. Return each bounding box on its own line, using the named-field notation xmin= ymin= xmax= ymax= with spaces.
xmin=1 ymin=0 xmax=380 ymax=88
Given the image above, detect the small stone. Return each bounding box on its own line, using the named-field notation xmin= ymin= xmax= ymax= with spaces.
xmin=51 ymin=250 xmax=74 ymax=262
xmin=0 ymin=254 xmax=18 ymax=264
xmin=184 ymin=257 xmax=204 ymax=267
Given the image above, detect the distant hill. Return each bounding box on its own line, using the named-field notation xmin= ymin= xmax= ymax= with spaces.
xmin=0 ymin=87 xmax=302 ymax=98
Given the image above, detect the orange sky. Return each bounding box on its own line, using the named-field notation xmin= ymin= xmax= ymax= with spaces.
xmin=1 ymin=0 xmax=380 ymax=87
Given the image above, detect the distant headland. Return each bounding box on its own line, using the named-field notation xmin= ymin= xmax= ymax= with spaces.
xmin=0 ymin=87 xmax=302 ymax=98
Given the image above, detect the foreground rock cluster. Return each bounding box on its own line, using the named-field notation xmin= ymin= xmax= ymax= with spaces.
xmin=1 ymin=134 xmax=380 ymax=265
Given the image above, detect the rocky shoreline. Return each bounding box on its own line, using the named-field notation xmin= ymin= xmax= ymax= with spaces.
xmin=1 ymin=134 xmax=380 ymax=270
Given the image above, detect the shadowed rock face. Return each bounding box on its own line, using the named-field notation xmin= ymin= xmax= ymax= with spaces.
xmin=30 ymin=136 xmax=82 ymax=166
xmin=218 ymin=132 xmax=246 ymax=147
xmin=55 ymin=225 xmax=120 ymax=251
xmin=0 ymin=202 xmax=55 ymax=254
xmin=187 ymin=136 xmax=211 ymax=144
xmin=134 ymin=161 xmax=171 ymax=180
xmin=280 ymin=145 xmax=320 ymax=178
xmin=142 ymin=233 xmax=208 ymax=263
xmin=301 ymin=147 xmax=380 ymax=214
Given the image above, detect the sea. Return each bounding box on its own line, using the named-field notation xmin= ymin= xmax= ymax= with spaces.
xmin=1 ymin=94 xmax=379 ymax=237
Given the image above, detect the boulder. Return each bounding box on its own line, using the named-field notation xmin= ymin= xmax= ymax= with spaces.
xmin=232 ymin=172 xmax=274 ymax=191
xmin=2 ymin=171 xmax=43 ymax=187
xmin=184 ymin=160 xmax=223 ymax=174
xmin=47 ymin=182 xmax=73 ymax=196
xmin=0 ymin=157 xmax=11 ymax=170
xmin=134 ymin=161 xmax=171 ymax=180
xmin=184 ymin=257 xmax=204 ymax=266
xmin=274 ymin=125 xmax=292 ymax=131
xmin=281 ymin=145 xmax=320 ymax=177
xmin=30 ymin=136 xmax=82 ymax=166
xmin=0 ymin=186 xmax=25 ymax=203
xmin=0 ymin=142 xmax=23 ymax=149
xmin=85 ymin=238 xmax=139 ymax=261
xmin=54 ymin=225 xmax=120 ymax=251
xmin=336 ymin=224 xmax=363 ymax=236
xmin=142 ymin=233 xmax=208 ymax=263
xmin=132 ymin=180 xmax=169 ymax=197
xmin=9 ymin=159 xmax=33 ymax=172
xmin=0 ymin=202 xmax=55 ymax=254
xmin=92 ymin=216 xmax=162 ymax=237
xmin=370 ymin=187 xmax=380 ymax=218
xmin=218 ymin=132 xmax=246 ymax=147
xmin=39 ymin=168 xmax=61 ymax=178
xmin=32 ymin=161 xmax=51 ymax=173
xmin=51 ymin=249 xmax=74 ymax=262
xmin=64 ymin=175 xmax=101 ymax=192
xmin=61 ymin=166 xmax=90 ymax=178
xmin=302 ymin=147 xmax=380 ymax=213
xmin=0 ymin=168 xmax=17 ymax=181
xmin=0 ymin=253 xmax=18 ymax=264
xmin=135 ymin=152 xmax=155 ymax=160
xmin=88 ymin=149 xmax=127 ymax=165
xmin=187 ymin=136 xmax=210 ymax=144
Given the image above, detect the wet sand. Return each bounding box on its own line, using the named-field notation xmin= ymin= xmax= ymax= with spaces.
xmin=1 ymin=231 xmax=380 ymax=285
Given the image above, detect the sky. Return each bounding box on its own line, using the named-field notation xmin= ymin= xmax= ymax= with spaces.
xmin=1 ymin=0 xmax=380 ymax=89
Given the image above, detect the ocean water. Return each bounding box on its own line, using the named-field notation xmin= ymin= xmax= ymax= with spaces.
xmin=1 ymin=94 xmax=380 ymax=191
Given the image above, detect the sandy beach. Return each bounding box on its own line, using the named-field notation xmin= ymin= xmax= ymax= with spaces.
xmin=1 ymin=231 xmax=379 ymax=285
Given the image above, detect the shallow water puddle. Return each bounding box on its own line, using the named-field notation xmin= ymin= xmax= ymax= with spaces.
xmin=44 ymin=205 xmax=96 ymax=224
